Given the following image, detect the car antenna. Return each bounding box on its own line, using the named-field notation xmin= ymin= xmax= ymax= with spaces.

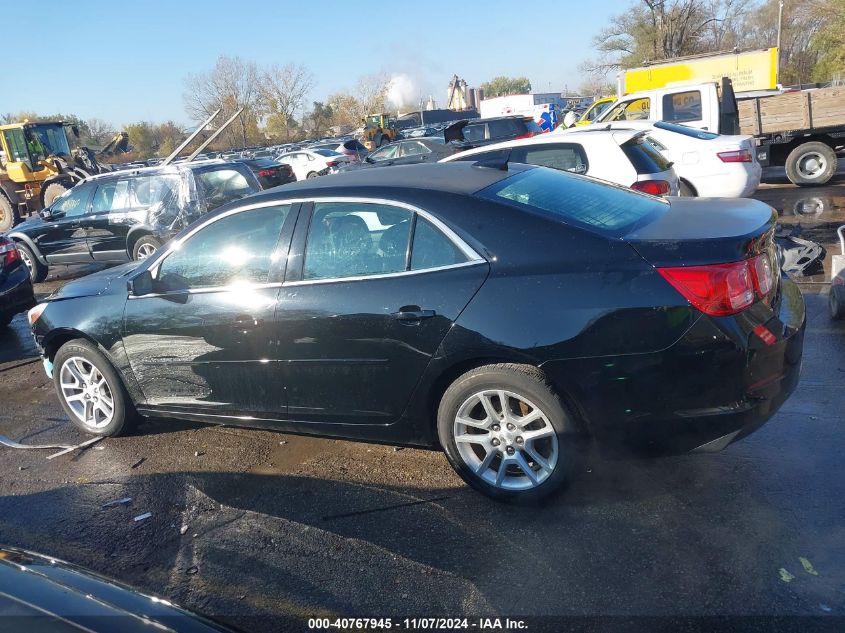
xmin=161 ymin=109 xmax=221 ymax=166
xmin=472 ymin=149 xmax=511 ymax=171
xmin=186 ymin=108 xmax=244 ymax=162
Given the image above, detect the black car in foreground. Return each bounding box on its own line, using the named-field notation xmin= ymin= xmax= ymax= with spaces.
xmin=7 ymin=160 xmax=261 ymax=282
xmin=231 ymin=157 xmax=296 ymax=189
xmin=28 ymin=163 xmax=804 ymax=501
xmin=0 ymin=547 xmax=235 ymax=632
xmin=0 ymin=235 xmax=35 ymax=326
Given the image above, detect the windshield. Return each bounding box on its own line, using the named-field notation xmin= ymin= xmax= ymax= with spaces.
xmin=313 ymin=149 xmax=341 ymax=157
xmin=654 ymin=120 xmax=720 ymax=139
xmin=26 ymin=123 xmax=71 ymax=160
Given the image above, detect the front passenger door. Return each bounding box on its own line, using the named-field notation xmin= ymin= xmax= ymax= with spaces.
xmin=37 ymin=183 xmax=95 ymax=263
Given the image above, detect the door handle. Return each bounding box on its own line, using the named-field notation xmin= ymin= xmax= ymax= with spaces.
xmin=392 ymin=308 xmax=436 ymax=322
xmin=233 ymin=315 xmax=263 ymax=329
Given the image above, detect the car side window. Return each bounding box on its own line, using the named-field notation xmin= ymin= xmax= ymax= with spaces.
xmin=194 ymin=168 xmax=254 ymax=211
xmin=51 ymin=184 xmax=92 ymax=218
xmin=402 ymin=142 xmax=430 ymax=157
xmin=91 ymin=178 xmax=134 ymax=213
xmin=462 ymin=123 xmax=486 ymax=143
xmin=663 ymin=91 xmax=702 ymax=122
xmin=156 ymin=204 xmax=291 ymax=290
xmin=512 ymin=144 xmax=588 ymax=174
xmin=303 ymin=202 xmax=412 ymax=280
xmin=410 ymin=217 xmax=469 ymax=270
xmin=487 ymin=119 xmax=514 ymax=139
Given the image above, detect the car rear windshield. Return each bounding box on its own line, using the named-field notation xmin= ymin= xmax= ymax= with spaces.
xmin=314 ymin=149 xmax=341 ymax=157
xmin=476 ymin=167 xmax=665 ymax=236
xmin=653 ymin=120 xmax=720 ymax=140
xmin=622 ymin=137 xmax=673 ymax=174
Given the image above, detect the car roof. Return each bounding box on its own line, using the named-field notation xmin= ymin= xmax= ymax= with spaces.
xmin=441 ymin=129 xmax=639 ymax=161
xmin=250 ymin=162 xmax=533 ymax=199
xmin=83 ymin=159 xmax=243 ymax=183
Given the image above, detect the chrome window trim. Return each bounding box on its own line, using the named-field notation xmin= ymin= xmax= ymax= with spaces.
xmin=283 ymin=260 xmax=485 ymax=287
xmin=128 ymin=281 xmax=284 ymax=300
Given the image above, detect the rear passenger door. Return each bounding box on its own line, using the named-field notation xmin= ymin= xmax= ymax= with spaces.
xmin=86 ymin=177 xmax=134 ymax=261
xmin=275 ymin=199 xmax=489 ymax=426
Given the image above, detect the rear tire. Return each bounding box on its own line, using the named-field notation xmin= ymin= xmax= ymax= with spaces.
xmin=437 ymin=363 xmax=576 ymax=502
xmin=132 ymin=235 xmax=162 ymax=261
xmin=830 ymin=285 xmax=845 ymax=320
xmin=785 ymin=142 xmax=837 ymax=186
xmin=306 ymin=171 xmax=318 ymax=179
xmin=0 ymin=195 xmax=15 ymax=233
xmin=42 ymin=182 xmax=70 ymax=208
xmin=679 ymin=180 xmax=697 ymax=197
xmin=15 ymin=242 xmax=48 ymax=282
xmin=53 ymin=339 xmax=135 ymax=437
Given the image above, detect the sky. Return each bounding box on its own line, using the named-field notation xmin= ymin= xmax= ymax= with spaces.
xmin=1 ymin=0 xmax=632 ymax=126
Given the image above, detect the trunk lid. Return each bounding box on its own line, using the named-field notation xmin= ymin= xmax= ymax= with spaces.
xmin=623 ymin=197 xmax=777 ymax=267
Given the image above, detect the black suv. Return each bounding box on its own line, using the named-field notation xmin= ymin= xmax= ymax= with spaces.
xmin=444 ymin=116 xmax=543 ymax=151
xmin=7 ymin=161 xmax=261 ymax=282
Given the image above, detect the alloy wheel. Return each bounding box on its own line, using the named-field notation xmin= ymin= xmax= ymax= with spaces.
xmin=453 ymin=389 xmax=558 ymax=490
xmin=136 ymin=243 xmax=157 ymax=259
xmin=797 ymin=152 xmax=826 ymax=179
xmin=19 ymin=248 xmax=34 ymax=278
xmin=58 ymin=356 xmax=115 ymax=430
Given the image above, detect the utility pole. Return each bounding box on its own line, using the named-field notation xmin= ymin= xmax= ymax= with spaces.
xmin=776 ymin=0 xmax=784 ymax=50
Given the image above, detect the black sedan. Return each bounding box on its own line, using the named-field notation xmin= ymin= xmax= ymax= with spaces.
xmin=0 ymin=547 xmax=235 ymax=632
xmin=27 ymin=163 xmax=804 ymax=501
xmin=0 ymin=235 xmax=35 ymax=326
xmin=231 ymin=157 xmax=296 ymax=189
xmin=340 ymin=137 xmax=455 ymax=171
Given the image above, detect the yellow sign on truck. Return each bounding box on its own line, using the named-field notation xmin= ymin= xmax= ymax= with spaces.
xmin=621 ymin=48 xmax=779 ymax=95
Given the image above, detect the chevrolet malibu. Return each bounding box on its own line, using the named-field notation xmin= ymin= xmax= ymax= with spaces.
xmin=28 ymin=163 xmax=805 ymax=501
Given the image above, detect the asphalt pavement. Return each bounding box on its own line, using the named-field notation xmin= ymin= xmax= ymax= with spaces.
xmin=1 ymin=173 xmax=844 ymax=632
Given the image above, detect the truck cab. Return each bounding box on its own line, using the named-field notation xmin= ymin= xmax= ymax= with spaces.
xmin=596 ymin=83 xmax=723 ymax=132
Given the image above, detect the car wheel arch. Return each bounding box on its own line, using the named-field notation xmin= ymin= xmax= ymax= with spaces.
xmin=125 ymin=227 xmax=155 ymax=256
xmin=9 ymin=234 xmax=48 ymax=265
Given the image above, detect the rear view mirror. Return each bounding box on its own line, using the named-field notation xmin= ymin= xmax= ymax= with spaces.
xmin=128 ymin=270 xmax=154 ymax=296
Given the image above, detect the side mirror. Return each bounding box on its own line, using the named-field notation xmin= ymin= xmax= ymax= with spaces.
xmin=127 ymin=270 xmax=154 ymax=296
xmin=563 ymin=111 xmax=579 ymax=129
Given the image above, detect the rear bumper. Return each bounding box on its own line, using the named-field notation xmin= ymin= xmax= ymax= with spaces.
xmin=689 ymin=163 xmax=762 ymax=198
xmin=542 ymin=275 xmax=805 ymax=456
xmin=0 ymin=265 xmax=36 ymax=320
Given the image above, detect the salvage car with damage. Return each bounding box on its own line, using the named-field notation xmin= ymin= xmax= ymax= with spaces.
xmin=27 ymin=162 xmax=805 ymax=501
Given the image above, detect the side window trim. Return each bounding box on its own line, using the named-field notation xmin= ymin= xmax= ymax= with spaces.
xmin=145 ymin=199 xmax=300 ymax=293
xmin=284 ymin=196 xmax=485 ymax=286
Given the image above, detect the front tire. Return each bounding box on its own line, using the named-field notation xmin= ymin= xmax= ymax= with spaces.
xmin=42 ymin=182 xmax=70 ymax=208
xmin=15 ymin=242 xmax=48 ymax=283
xmin=785 ymin=142 xmax=837 ymax=186
xmin=53 ymin=339 xmax=134 ymax=436
xmin=437 ymin=364 xmax=576 ymax=502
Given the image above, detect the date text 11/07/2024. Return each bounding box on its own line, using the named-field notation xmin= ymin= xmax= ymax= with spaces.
xmin=307 ymin=617 xmax=529 ymax=630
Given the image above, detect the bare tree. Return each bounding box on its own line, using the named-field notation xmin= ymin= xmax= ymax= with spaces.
xmin=259 ymin=63 xmax=314 ymax=142
xmin=183 ymin=56 xmax=262 ymax=148
xmin=83 ymin=118 xmax=117 ymax=147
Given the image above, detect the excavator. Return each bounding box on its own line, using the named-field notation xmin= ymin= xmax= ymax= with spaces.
xmin=0 ymin=121 xmax=126 ymax=232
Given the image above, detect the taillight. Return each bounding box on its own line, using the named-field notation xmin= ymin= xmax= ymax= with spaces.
xmin=514 ymin=132 xmax=536 ymax=140
xmin=0 ymin=238 xmax=21 ymax=267
xmin=657 ymin=253 xmax=774 ymax=316
xmin=717 ymin=149 xmax=752 ymax=163
xmin=631 ymin=180 xmax=670 ymax=196
xmin=326 ymin=161 xmax=339 ymax=167
xmin=257 ymin=168 xmax=276 ymax=177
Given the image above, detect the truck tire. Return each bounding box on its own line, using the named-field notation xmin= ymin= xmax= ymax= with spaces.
xmin=830 ymin=285 xmax=845 ymax=320
xmin=785 ymin=142 xmax=837 ymax=186
xmin=42 ymin=182 xmax=70 ymax=207
xmin=0 ymin=195 xmax=14 ymax=233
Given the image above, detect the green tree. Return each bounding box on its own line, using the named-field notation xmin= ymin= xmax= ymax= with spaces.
xmin=809 ymin=0 xmax=845 ymax=81
xmin=302 ymin=101 xmax=334 ymax=138
xmin=479 ymin=76 xmax=532 ymax=97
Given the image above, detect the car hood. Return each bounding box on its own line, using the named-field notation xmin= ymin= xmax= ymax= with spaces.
xmin=49 ymin=261 xmax=141 ymax=301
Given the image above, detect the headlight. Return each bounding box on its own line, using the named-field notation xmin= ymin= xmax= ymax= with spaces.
xmin=27 ymin=303 xmax=48 ymax=326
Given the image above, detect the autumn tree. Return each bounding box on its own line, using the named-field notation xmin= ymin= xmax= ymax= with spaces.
xmin=260 ymin=63 xmax=314 ymax=142
xmin=479 ymin=76 xmax=532 ymax=97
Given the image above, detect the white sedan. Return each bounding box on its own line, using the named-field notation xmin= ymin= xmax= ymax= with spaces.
xmin=277 ymin=149 xmax=351 ymax=181
xmin=440 ymin=128 xmax=680 ymax=196
xmin=567 ymin=120 xmax=761 ymax=197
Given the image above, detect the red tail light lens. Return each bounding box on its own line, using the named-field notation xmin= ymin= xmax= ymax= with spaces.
xmin=657 ymin=253 xmax=774 ymax=316
xmin=326 ymin=161 xmax=339 ymax=167
xmin=514 ymin=132 xmax=537 ymax=140
xmin=257 ymin=169 xmax=276 ymax=177
xmin=0 ymin=238 xmax=21 ymax=267
xmin=717 ymin=149 xmax=752 ymax=163
xmin=631 ymin=180 xmax=670 ymax=196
